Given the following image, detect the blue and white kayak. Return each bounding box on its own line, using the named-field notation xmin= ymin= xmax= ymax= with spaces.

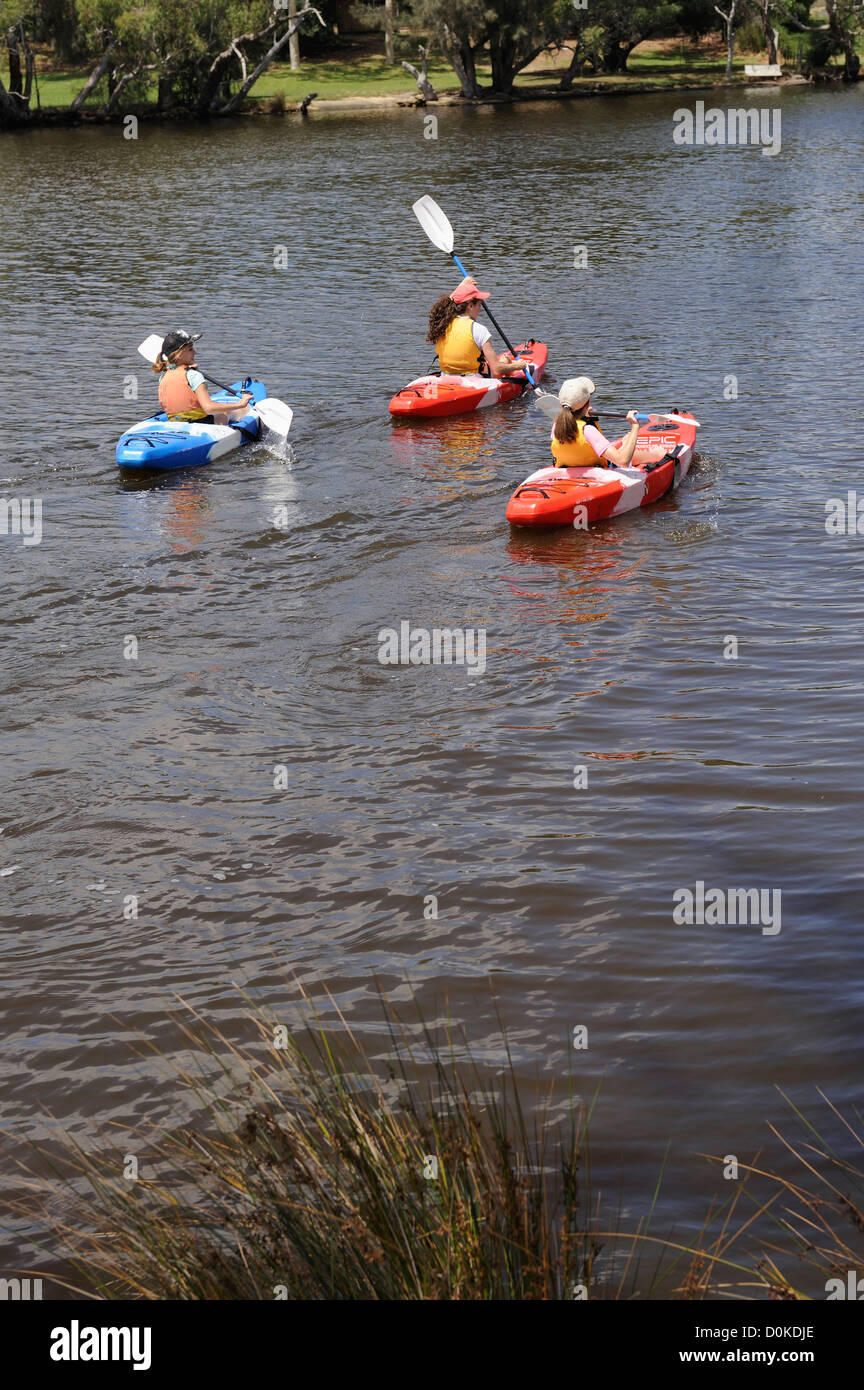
xmin=116 ymin=379 xmax=266 ymax=471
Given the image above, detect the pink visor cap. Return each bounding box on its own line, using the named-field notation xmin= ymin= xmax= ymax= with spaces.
xmin=451 ymin=278 xmax=490 ymax=304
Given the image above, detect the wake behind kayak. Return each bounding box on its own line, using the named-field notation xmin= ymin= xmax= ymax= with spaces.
xmin=116 ymin=378 xmax=266 ymax=471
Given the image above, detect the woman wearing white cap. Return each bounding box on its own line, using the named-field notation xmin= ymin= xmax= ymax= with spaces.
xmin=551 ymin=378 xmax=641 ymax=470
xmin=426 ymin=278 xmax=533 ymax=379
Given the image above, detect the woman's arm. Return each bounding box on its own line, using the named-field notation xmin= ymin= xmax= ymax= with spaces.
xmin=480 ymin=341 xmax=533 ymax=379
xmin=603 ymin=412 xmax=641 ymax=467
xmin=194 ymin=383 xmax=252 ymax=413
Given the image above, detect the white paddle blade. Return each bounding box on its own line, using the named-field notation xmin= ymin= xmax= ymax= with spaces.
xmin=658 ymin=412 xmax=701 ymax=427
xmin=137 ymin=333 xmax=164 ymax=363
xmin=254 ymin=398 xmax=293 ymax=436
xmin=533 ymin=391 xmax=561 ymax=420
xmin=412 ymin=195 xmax=454 ymax=255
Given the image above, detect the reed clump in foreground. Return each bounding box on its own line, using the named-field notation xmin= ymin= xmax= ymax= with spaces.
xmin=17 ymin=991 xmax=864 ymax=1300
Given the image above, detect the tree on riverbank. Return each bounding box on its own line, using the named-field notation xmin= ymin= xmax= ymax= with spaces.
xmin=410 ymin=0 xmax=732 ymax=92
xmin=714 ymin=0 xmax=738 ymax=77
xmin=0 ymin=0 xmax=329 ymax=121
xmin=410 ymin=0 xmax=676 ymax=93
xmin=408 ymin=0 xmax=492 ymax=97
xmin=824 ymin=0 xmax=862 ymax=79
xmin=1 ymin=0 xmax=36 ymax=123
xmin=753 ymin=0 xmax=780 ymax=64
xmin=589 ymin=0 xmax=681 ymax=72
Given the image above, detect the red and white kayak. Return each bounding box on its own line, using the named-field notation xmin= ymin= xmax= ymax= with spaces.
xmin=505 ymin=410 xmax=700 ymax=529
xmin=389 ymin=340 xmax=548 ymax=418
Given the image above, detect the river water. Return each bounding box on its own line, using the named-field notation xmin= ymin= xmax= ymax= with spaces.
xmin=2 ymin=85 xmax=863 ymax=1295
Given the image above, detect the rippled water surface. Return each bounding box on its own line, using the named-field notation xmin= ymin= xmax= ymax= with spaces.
xmin=2 ymin=86 xmax=863 ymax=1287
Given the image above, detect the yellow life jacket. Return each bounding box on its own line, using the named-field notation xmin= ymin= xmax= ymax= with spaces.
xmin=551 ymin=417 xmax=605 ymax=468
xmin=436 ymin=315 xmax=483 ymax=375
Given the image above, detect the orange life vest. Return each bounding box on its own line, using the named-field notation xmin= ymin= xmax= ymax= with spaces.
xmin=436 ymin=316 xmax=483 ymax=375
xmin=159 ymin=366 xmax=200 ymax=416
xmin=551 ymin=417 xmax=605 ymax=468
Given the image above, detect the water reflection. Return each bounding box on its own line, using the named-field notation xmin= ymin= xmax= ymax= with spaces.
xmin=389 ymin=412 xmax=500 ymax=501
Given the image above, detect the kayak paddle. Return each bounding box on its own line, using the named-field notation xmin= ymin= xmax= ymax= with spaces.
xmin=532 ymin=390 xmax=699 ymax=428
xmin=412 ymin=195 xmax=536 ymax=387
xmin=136 ymin=335 xmax=293 ymax=437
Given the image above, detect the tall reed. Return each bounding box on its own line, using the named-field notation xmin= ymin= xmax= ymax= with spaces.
xmin=12 ymin=990 xmax=862 ymax=1301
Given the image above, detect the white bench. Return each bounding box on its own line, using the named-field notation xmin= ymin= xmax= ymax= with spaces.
xmin=744 ymin=63 xmax=782 ymax=77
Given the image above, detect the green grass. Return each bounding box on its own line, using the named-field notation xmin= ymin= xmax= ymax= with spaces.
xmin=5 ymin=66 xmax=90 ymax=106
xmin=252 ymin=51 xmax=466 ymax=100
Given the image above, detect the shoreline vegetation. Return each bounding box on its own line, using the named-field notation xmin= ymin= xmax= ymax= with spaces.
xmin=13 ymin=987 xmax=864 ymax=1300
xmin=2 ymin=19 xmax=861 ymax=133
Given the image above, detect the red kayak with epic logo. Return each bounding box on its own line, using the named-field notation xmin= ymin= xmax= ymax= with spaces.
xmin=505 ymin=410 xmax=700 ymax=529
xmin=389 ymin=340 xmax=548 ymax=419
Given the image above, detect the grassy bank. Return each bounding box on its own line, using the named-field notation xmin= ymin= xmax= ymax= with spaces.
xmin=249 ymin=40 xmax=806 ymax=103
xmin=1 ymin=36 xmax=833 ymax=120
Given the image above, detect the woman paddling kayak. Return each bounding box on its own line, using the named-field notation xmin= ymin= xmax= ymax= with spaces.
xmin=427 ymin=278 xmax=533 ymax=379
xmin=152 ymin=330 xmax=252 ymax=424
xmin=551 ymin=377 xmax=642 ymax=469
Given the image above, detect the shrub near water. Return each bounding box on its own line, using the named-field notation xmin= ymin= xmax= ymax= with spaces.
xmin=18 ymin=997 xmax=864 ymax=1300
xmin=33 ymin=1000 xmax=598 ymax=1300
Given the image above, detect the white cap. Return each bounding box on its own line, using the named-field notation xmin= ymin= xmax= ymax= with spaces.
xmin=557 ymin=377 xmax=596 ymax=410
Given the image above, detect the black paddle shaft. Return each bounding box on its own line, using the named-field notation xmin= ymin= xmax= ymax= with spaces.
xmin=449 ymin=252 xmax=518 ymax=357
xmin=202 ymin=372 xmax=249 ymax=397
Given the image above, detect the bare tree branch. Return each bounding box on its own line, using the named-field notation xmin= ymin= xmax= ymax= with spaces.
xmin=197 ymin=23 xmax=277 ymax=114
xmin=775 ymin=1 xmax=809 ymax=32
xmin=402 ymin=44 xmax=437 ymax=101
xmin=70 ymin=39 xmax=117 ymax=112
xmin=103 ymin=63 xmax=158 ymax=114
xmin=230 ymin=40 xmax=248 ymax=84
xmin=218 ymin=6 xmax=325 ymax=114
